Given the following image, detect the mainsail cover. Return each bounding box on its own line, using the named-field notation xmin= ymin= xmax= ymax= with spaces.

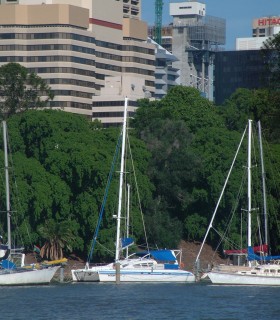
xmin=121 ymin=237 xmax=134 ymax=249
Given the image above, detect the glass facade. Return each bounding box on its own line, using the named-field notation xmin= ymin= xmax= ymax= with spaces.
xmin=214 ymin=50 xmax=270 ymax=105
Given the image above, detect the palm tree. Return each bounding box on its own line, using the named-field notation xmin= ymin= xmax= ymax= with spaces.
xmin=38 ymin=219 xmax=75 ymax=260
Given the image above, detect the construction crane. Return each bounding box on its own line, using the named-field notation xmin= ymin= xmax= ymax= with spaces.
xmin=155 ymin=0 xmax=163 ymax=45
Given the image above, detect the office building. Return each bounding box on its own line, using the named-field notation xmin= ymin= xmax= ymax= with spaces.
xmin=0 ymin=0 xmax=155 ymax=123
xmin=214 ymin=50 xmax=269 ymax=105
xmin=214 ymin=15 xmax=278 ymax=105
xmin=236 ymin=16 xmax=280 ymax=50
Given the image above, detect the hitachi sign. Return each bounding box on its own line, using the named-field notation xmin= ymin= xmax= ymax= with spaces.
xmin=258 ymin=17 xmax=280 ymax=26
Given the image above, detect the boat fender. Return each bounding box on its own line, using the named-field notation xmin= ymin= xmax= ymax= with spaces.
xmin=0 ymin=249 xmax=10 ymax=262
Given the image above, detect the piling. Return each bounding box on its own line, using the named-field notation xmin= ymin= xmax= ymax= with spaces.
xmin=115 ymin=262 xmax=120 ymax=284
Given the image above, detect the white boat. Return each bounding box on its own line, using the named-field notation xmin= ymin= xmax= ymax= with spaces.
xmin=0 ymin=121 xmax=60 ymax=285
xmin=208 ymin=263 xmax=280 ymax=286
xmin=72 ymin=98 xmax=195 ymax=283
xmin=196 ymin=120 xmax=280 ymax=285
xmin=72 ymin=249 xmax=195 ymax=283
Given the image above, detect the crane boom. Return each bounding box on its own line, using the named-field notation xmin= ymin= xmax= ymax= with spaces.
xmin=155 ymin=0 xmax=163 ymax=45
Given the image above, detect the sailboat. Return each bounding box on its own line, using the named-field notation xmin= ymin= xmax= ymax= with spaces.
xmin=72 ymin=98 xmax=195 ymax=283
xmin=196 ymin=119 xmax=280 ymax=285
xmin=0 ymin=121 xmax=60 ymax=285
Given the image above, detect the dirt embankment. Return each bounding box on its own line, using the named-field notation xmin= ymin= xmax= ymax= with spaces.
xmin=179 ymin=240 xmax=227 ymax=271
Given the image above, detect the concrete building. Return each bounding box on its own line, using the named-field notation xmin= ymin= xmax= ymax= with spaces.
xmin=0 ymin=0 xmax=155 ymax=123
xmin=149 ymin=25 xmax=173 ymax=53
xmin=92 ymin=75 xmax=146 ymax=126
xmin=170 ymin=1 xmax=225 ymax=101
xmin=236 ymin=16 xmax=280 ymax=50
xmin=147 ymin=38 xmax=179 ymax=100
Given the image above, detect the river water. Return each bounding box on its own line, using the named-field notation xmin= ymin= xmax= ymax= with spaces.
xmin=0 ymin=282 xmax=279 ymax=320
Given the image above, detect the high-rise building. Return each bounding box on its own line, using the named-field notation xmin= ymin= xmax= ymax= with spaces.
xmin=170 ymin=1 xmax=225 ymax=100
xmin=236 ymin=16 xmax=280 ymax=50
xmin=0 ymin=0 xmax=155 ymax=124
xmin=214 ymin=15 xmax=278 ymax=105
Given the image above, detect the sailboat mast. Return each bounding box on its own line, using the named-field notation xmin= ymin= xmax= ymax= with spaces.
xmin=247 ymin=120 xmax=252 ymax=251
xmin=258 ymin=121 xmax=268 ymax=245
xmin=115 ymin=97 xmax=128 ymax=262
xmin=3 ymin=121 xmax=12 ymax=251
xmin=126 ymin=184 xmax=130 ymax=259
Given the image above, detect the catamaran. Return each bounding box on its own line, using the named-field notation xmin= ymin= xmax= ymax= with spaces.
xmin=72 ymin=98 xmax=195 ymax=283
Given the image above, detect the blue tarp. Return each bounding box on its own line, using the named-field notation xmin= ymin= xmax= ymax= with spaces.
xmin=247 ymin=246 xmax=280 ymax=261
xmin=136 ymin=250 xmax=176 ymax=262
xmin=121 ymin=237 xmax=134 ymax=249
xmin=1 ymin=259 xmax=16 ymax=270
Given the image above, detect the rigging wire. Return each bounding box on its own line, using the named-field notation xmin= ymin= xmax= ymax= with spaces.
xmin=127 ymin=133 xmax=150 ymax=252
xmin=87 ymin=133 xmax=122 ymax=264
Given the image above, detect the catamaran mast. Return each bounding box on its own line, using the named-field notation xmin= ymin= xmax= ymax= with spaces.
xmin=247 ymin=120 xmax=252 ymax=265
xmin=115 ymin=97 xmax=128 ymax=262
xmin=3 ymin=121 xmax=12 ymax=251
xmin=258 ymin=121 xmax=268 ymax=245
xmin=126 ymin=184 xmax=130 ymax=259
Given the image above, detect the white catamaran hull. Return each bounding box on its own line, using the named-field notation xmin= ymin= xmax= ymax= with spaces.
xmin=0 ymin=266 xmax=60 ymax=286
xmin=72 ymin=268 xmax=195 ymax=283
xmin=98 ymin=270 xmax=195 ymax=283
xmin=208 ymin=271 xmax=280 ymax=286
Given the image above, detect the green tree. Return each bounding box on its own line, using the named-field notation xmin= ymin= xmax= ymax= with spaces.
xmin=0 ymin=63 xmax=54 ymax=119
xmin=38 ymin=219 xmax=76 ymax=260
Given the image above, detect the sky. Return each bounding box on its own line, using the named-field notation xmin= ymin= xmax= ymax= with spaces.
xmin=141 ymin=0 xmax=280 ymax=50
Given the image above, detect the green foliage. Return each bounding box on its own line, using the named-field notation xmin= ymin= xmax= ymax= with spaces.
xmin=38 ymin=219 xmax=76 ymax=260
xmin=184 ymin=213 xmax=207 ymax=241
xmin=0 ymin=83 xmax=278 ymax=260
xmin=133 ymin=85 xmax=280 ymax=254
xmin=0 ymin=63 xmax=54 ymax=120
xmin=0 ymin=109 xmax=154 ymax=260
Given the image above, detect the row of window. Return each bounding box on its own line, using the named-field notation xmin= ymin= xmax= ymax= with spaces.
xmin=52 ymin=90 xmax=93 ymax=99
xmin=0 ymin=32 xmax=95 ymax=44
xmin=95 ymin=51 xmax=154 ymax=66
xmin=95 ymin=63 xmax=154 ymax=76
xmin=47 ymin=78 xmax=94 ymax=88
xmin=92 ymin=111 xmax=135 ymax=118
xmin=49 ymin=101 xmax=92 ymax=110
xmin=93 ymin=101 xmax=137 ymax=107
xmin=29 ymin=67 xmax=95 ymax=77
xmin=0 ymin=44 xmax=95 ymax=55
xmin=96 ymin=40 xmax=154 ymax=56
xmin=0 ymin=32 xmax=154 ymax=56
xmin=0 ymin=55 xmax=95 ymax=66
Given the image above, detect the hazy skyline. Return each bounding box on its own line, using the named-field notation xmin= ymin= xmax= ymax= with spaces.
xmin=141 ymin=0 xmax=280 ymax=50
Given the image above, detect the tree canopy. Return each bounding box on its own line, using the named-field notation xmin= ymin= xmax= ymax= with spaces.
xmin=0 ymin=84 xmax=279 ymax=261
xmin=133 ymin=86 xmax=280 ymax=253
xmin=0 ymin=63 xmax=54 ymax=120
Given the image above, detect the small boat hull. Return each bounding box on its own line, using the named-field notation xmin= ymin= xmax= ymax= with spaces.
xmin=208 ymin=271 xmax=280 ymax=286
xmin=72 ymin=269 xmax=99 ymax=282
xmin=0 ymin=266 xmax=60 ymax=286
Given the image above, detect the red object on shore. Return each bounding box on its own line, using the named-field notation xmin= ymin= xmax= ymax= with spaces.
xmin=224 ymin=244 xmax=269 ymax=255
